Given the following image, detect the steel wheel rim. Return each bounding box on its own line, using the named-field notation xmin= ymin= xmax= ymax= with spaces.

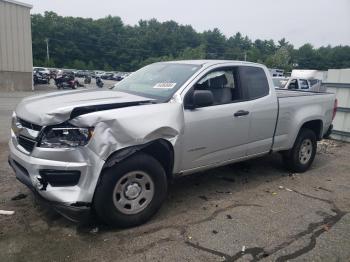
xmin=299 ymin=138 xmax=313 ymax=164
xmin=113 ymin=171 xmax=154 ymax=215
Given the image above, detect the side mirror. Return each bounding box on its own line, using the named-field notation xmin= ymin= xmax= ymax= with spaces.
xmin=193 ymin=90 xmax=214 ymax=108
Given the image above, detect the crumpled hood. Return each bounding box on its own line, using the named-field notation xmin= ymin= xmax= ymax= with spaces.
xmin=15 ymin=89 xmax=153 ymax=126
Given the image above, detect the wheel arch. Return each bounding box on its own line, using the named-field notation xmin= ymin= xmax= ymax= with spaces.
xmin=102 ymin=139 xmax=175 ymax=182
xmin=299 ymin=119 xmax=323 ymax=141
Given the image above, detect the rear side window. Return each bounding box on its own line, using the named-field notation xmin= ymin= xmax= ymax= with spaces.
xmin=239 ymin=66 xmax=269 ymax=99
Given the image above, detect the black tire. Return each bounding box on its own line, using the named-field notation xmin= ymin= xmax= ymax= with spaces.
xmin=93 ymin=153 xmax=168 ymax=227
xmin=282 ymin=128 xmax=317 ymax=173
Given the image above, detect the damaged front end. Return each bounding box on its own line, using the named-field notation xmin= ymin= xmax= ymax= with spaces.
xmin=8 ymin=156 xmax=91 ymax=222
xmin=9 ymin=92 xmax=184 ymax=222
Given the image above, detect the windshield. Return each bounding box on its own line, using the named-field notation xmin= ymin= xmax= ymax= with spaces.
xmin=273 ymin=78 xmax=288 ymax=88
xmin=113 ymin=62 xmax=201 ymax=100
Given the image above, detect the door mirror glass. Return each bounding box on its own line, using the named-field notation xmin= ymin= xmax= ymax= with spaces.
xmin=193 ymin=90 xmax=214 ymax=108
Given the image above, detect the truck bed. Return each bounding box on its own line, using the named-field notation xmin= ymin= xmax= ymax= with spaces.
xmin=272 ymin=88 xmax=335 ymax=152
xmin=275 ymin=89 xmax=331 ymax=98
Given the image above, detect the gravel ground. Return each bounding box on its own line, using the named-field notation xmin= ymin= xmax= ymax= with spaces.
xmin=0 ymin=89 xmax=349 ymax=262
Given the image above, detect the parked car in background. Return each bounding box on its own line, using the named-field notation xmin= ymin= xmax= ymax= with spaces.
xmin=269 ymin=68 xmax=284 ymax=77
xmin=55 ymin=70 xmax=81 ymax=89
xmin=101 ymin=72 xmax=115 ymax=80
xmin=94 ymin=71 xmax=105 ymax=78
xmin=114 ymin=72 xmax=130 ymax=81
xmin=283 ymin=78 xmax=326 ymax=92
xmin=33 ymin=71 xmax=49 ymax=85
xmin=9 ymin=60 xmax=337 ymax=227
xmin=33 ymin=67 xmax=50 ymax=76
xmin=113 ymin=72 xmax=122 ymax=81
xmin=75 ymin=70 xmax=89 ymax=78
xmin=121 ymin=72 xmax=132 ymax=80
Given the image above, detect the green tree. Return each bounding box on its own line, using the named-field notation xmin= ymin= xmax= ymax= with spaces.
xmin=103 ymin=63 xmax=113 ymax=71
xmin=87 ymin=61 xmax=95 ymax=70
xmin=295 ymin=44 xmax=319 ymax=69
xmin=265 ymin=47 xmax=292 ymax=71
xmin=71 ymin=60 xmax=87 ymax=70
xmin=178 ymin=45 xmax=206 ymax=60
xmin=31 ymin=12 xmax=350 ymax=71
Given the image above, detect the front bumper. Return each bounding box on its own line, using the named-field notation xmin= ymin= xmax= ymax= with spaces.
xmin=8 ymin=134 xmax=105 ymax=221
xmin=8 ymin=156 xmax=90 ymax=221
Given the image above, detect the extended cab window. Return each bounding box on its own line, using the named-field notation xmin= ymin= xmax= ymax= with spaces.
xmin=188 ymin=67 xmax=242 ymax=106
xmin=239 ymin=66 xmax=269 ymax=99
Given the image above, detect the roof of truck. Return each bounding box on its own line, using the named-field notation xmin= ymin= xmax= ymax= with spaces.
xmin=164 ymin=60 xmax=263 ymax=67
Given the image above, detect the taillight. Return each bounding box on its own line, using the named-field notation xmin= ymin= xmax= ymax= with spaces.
xmin=332 ymin=99 xmax=338 ymax=120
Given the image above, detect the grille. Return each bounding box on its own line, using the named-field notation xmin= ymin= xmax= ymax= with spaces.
xmin=18 ymin=135 xmax=36 ymax=152
xmin=18 ymin=118 xmax=42 ymax=131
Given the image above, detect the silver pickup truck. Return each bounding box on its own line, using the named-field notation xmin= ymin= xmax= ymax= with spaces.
xmin=9 ymin=60 xmax=337 ymax=227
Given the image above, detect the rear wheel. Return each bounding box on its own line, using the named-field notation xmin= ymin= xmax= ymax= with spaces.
xmin=93 ymin=153 xmax=168 ymax=227
xmin=282 ymin=128 xmax=317 ymax=172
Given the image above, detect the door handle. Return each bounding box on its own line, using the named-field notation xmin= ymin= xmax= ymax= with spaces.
xmin=234 ymin=110 xmax=250 ymax=117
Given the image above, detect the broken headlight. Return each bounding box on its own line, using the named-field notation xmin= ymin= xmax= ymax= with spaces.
xmin=39 ymin=125 xmax=94 ymax=148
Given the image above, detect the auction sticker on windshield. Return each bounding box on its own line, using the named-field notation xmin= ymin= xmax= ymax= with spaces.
xmin=153 ymin=83 xmax=177 ymax=89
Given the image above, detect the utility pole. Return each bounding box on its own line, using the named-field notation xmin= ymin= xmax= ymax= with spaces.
xmin=45 ymin=38 xmax=50 ymax=64
xmin=244 ymin=52 xmax=247 ymax=61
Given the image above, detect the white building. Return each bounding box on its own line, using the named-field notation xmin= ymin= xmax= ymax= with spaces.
xmin=323 ymin=69 xmax=350 ymax=142
xmin=291 ymin=70 xmax=328 ymax=82
xmin=0 ymin=0 xmax=33 ymax=91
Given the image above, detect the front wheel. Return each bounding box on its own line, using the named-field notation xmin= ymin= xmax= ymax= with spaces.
xmin=93 ymin=153 xmax=168 ymax=227
xmin=282 ymin=128 xmax=317 ymax=173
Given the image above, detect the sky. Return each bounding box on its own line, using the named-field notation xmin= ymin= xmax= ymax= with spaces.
xmin=27 ymin=0 xmax=350 ymax=48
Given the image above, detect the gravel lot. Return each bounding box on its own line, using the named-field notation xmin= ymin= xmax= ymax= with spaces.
xmin=0 ymin=87 xmax=350 ymax=262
